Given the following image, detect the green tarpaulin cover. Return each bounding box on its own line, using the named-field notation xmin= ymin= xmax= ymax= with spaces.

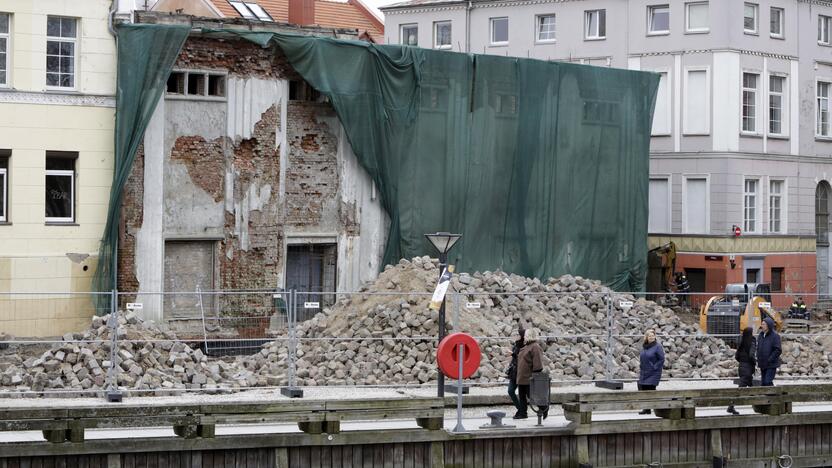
xmin=96 ymin=25 xmax=658 ymax=296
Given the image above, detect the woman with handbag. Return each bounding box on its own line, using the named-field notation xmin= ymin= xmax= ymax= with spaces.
xmin=638 ymin=328 xmax=665 ymax=415
xmin=515 ymin=327 xmax=543 ymax=420
xmin=507 ymin=327 xmax=525 ymax=418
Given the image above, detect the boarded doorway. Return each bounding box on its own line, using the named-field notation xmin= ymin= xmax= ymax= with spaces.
xmin=164 ymin=241 xmax=215 ymax=318
xmin=286 ymin=243 xmax=337 ymax=321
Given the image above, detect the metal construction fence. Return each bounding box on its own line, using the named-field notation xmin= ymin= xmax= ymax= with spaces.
xmin=0 ymin=289 xmax=830 ymax=399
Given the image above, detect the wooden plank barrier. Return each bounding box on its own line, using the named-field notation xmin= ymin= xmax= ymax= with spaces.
xmin=557 ymin=383 xmax=832 ymax=425
xmin=0 ymin=396 xmax=445 ymax=443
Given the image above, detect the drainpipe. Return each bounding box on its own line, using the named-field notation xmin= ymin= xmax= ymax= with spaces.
xmin=465 ymin=0 xmax=471 ymax=53
xmin=108 ymin=0 xmax=118 ymax=36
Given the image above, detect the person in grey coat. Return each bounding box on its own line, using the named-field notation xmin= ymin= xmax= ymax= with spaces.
xmin=638 ymin=328 xmax=665 ymax=415
xmin=757 ymin=317 xmax=782 ymax=386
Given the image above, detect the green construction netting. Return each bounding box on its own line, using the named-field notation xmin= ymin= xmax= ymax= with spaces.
xmin=95 ymin=25 xmax=658 ymax=297
xmin=92 ymin=24 xmax=189 ymax=309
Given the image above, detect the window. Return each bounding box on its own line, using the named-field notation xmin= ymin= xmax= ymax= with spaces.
xmin=45 ymin=154 xmax=76 ymax=223
xmin=819 ymin=15 xmax=831 ymax=45
xmin=46 ymin=16 xmax=76 ymax=88
xmin=536 ymin=14 xmax=556 ymax=42
xmin=771 ymin=267 xmax=784 ymax=292
xmin=742 ymin=73 xmax=759 ymax=133
xmin=686 ymin=2 xmax=709 ymax=33
xmin=289 ymin=80 xmax=321 ymax=101
xmin=744 ymin=178 xmax=759 ymax=233
xmin=0 ymin=151 xmax=7 ymax=222
xmin=769 ymin=75 xmax=785 ymax=135
xmin=585 ymin=10 xmax=606 ymax=40
xmin=490 ymin=17 xmax=508 ymax=45
xmin=648 ymin=178 xmax=670 ymax=233
xmin=434 ymin=21 xmax=451 ymax=49
xmin=400 ymin=24 xmax=418 ymax=46
xmin=166 ymin=71 xmax=226 ymax=99
xmin=744 ymin=3 xmax=758 ymax=34
xmin=684 ymin=69 xmax=709 ymax=134
xmin=683 ymin=177 xmax=708 ymax=234
xmin=652 ymin=71 xmax=671 ymax=135
xmin=0 ymin=13 xmax=9 ymax=86
xmin=817 ymin=182 xmax=829 ymax=245
xmin=770 ymin=7 xmax=784 ymax=38
xmin=648 ymin=5 xmax=670 ymax=35
xmin=818 ymin=81 xmax=830 ymax=137
xmin=746 ymin=268 xmax=760 ymax=283
xmin=228 ymin=1 xmax=273 ymax=21
xmin=770 ymin=180 xmax=784 ymax=233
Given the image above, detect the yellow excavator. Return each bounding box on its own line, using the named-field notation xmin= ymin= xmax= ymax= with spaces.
xmin=699 ymin=283 xmax=783 ymax=343
xmin=646 ymin=242 xmax=677 ymax=301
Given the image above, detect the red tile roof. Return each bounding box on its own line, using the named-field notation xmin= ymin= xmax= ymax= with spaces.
xmin=207 ymin=0 xmax=383 ymax=42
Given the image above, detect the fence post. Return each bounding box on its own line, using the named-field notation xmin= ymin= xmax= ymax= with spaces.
xmin=595 ymin=291 xmax=623 ymax=390
xmin=280 ymin=289 xmax=303 ymax=398
xmin=106 ymin=289 xmax=123 ymax=402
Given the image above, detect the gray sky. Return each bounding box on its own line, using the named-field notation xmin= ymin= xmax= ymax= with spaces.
xmin=363 ymin=0 xmax=396 ymax=19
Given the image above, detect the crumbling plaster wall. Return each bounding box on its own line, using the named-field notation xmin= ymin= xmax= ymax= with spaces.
xmin=119 ymin=36 xmax=388 ymax=321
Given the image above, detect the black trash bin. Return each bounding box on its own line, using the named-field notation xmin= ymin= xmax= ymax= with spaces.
xmin=529 ymin=371 xmax=551 ymax=426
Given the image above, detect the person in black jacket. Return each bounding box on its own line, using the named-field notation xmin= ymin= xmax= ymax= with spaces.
xmin=757 ymin=317 xmax=782 ymax=386
xmin=728 ymin=327 xmax=756 ymax=415
xmin=507 ymin=327 xmax=525 ymax=417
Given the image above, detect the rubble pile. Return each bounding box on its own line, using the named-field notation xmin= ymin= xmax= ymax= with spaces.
xmin=0 ymin=256 xmax=830 ymax=395
xmin=0 ymin=314 xmax=252 ymax=395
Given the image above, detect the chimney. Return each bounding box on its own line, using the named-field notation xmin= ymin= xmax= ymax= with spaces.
xmin=289 ymin=0 xmax=315 ymax=25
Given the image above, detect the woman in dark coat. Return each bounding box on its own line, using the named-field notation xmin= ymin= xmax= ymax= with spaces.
xmin=514 ymin=327 xmax=543 ymax=420
xmin=507 ymin=328 xmax=525 ymax=417
xmin=638 ymin=328 xmax=665 ymax=415
xmin=728 ymin=327 xmax=756 ymax=415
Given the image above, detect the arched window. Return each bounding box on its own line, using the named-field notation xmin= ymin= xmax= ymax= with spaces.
xmin=817 ymin=182 xmax=830 ymax=245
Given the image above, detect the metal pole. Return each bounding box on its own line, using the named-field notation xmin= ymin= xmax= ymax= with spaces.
xmin=197 ymin=285 xmax=208 ymax=355
xmin=106 ymin=289 xmax=123 ymax=402
xmin=605 ymin=292 xmax=614 ymax=381
xmin=452 ymin=343 xmax=466 ymax=433
xmin=281 ymin=289 xmax=303 ymax=398
xmin=438 ymin=252 xmax=447 ymax=398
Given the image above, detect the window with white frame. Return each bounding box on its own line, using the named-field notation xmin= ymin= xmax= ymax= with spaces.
xmin=770 ymin=7 xmax=784 ymax=38
xmin=46 ymin=16 xmax=77 ymax=88
xmin=649 ymin=178 xmax=671 ymax=233
xmin=684 ymin=177 xmax=708 ymax=234
xmin=769 ymin=75 xmax=785 ymax=135
xmin=536 ymin=14 xmax=556 ymax=42
xmin=0 ymin=13 xmax=9 ymax=86
xmin=0 ymin=151 xmax=7 ymax=223
xmin=434 ymin=21 xmax=451 ymax=49
xmin=648 ymin=5 xmax=670 ymax=35
xmin=744 ymin=3 xmax=758 ymax=34
xmin=400 ymin=24 xmax=418 ymax=46
xmin=744 ymin=178 xmax=759 ymax=233
xmin=818 ymin=81 xmax=831 ymax=137
xmin=684 ymin=69 xmax=709 ymax=134
xmin=686 ymin=2 xmax=709 ymax=33
xmin=820 ymin=15 xmax=832 ymax=45
xmin=166 ymin=70 xmax=226 ymax=99
xmin=742 ymin=72 xmax=759 ymax=133
xmin=585 ymin=9 xmax=606 ymax=40
xmin=490 ymin=17 xmax=508 ymax=45
xmin=45 ymin=154 xmax=76 ymax=224
xmin=652 ymin=71 xmax=671 ymax=135
xmin=228 ymin=1 xmax=273 ymax=21
xmin=770 ymin=179 xmax=784 ymax=233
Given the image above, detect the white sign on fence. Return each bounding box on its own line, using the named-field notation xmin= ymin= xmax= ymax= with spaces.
xmin=732 ymin=300 xmax=741 ymax=307
xmin=126 ymin=303 xmax=143 ymax=310
xmin=304 ymin=302 xmax=320 ymax=309
xmin=759 ymin=302 xmax=771 ymax=309
xmin=466 ymin=302 xmax=481 ymax=309
xmin=619 ymin=300 xmax=633 ymax=309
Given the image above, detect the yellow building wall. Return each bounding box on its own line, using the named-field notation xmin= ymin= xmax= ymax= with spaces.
xmin=0 ymin=1 xmax=115 ymax=337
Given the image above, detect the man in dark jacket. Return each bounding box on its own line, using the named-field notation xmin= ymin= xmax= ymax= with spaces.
xmin=507 ymin=328 xmax=525 ymax=417
xmin=757 ymin=317 xmax=782 ymax=386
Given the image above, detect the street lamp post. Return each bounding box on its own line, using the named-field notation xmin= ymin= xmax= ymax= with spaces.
xmin=425 ymin=232 xmax=462 ymax=398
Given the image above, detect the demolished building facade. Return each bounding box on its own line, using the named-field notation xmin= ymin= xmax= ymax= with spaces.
xmin=117 ymin=14 xmax=388 ymax=324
